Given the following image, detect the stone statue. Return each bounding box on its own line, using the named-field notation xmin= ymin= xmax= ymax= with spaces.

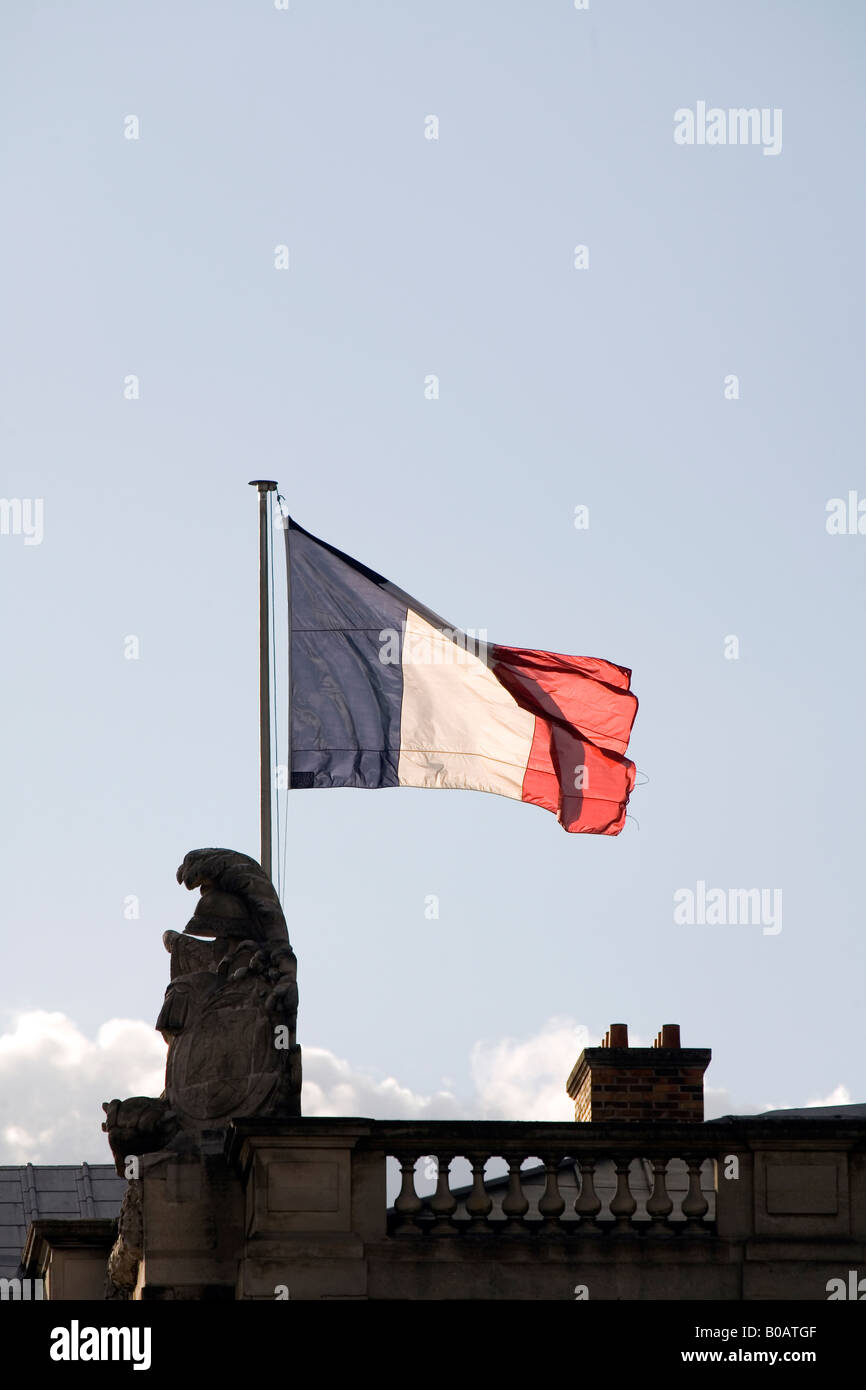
xmin=102 ymin=848 xmax=302 ymax=1175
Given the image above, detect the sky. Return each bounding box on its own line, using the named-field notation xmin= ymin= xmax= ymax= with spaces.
xmin=1 ymin=0 xmax=864 ymax=1163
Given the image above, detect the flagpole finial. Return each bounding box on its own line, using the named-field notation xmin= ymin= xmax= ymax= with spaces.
xmin=249 ymin=479 xmax=278 ymax=490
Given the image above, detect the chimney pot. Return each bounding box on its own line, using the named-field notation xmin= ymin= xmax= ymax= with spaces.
xmin=608 ymin=1023 xmax=629 ymax=1048
xmin=661 ymin=1023 xmax=681 ymax=1048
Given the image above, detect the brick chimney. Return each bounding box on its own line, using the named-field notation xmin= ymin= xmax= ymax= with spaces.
xmin=566 ymin=1023 xmax=711 ymax=1122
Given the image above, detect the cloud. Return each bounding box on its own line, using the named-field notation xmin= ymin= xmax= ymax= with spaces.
xmin=0 ymin=1010 xmax=856 ymax=1164
xmin=0 ymin=1011 xmax=588 ymax=1159
xmin=303 ymin=1016 xmax=590 ymax=1123
xmin=302 ymin=1047 xmax=465 ymax=1120
xmin=0 ymin=1011 xmax=166 ymax=1163
xmin=805 ymin=1084 xmax=851 ymax=1108
xmin=704 ymin=1082 xmax=854 ymax=1119
xmin=469 ymin=1016 xmax=589 ymax=1121
xmin=704 ymin=1086 xmax=762 ymax=1119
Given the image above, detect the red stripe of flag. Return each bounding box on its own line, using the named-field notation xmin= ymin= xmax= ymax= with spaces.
xmin=491 ymin=644 xmax=638 ymax=834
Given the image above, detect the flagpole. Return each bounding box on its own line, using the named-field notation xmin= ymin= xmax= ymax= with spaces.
xmin=249 ymin=479 xmax=278 ymax=879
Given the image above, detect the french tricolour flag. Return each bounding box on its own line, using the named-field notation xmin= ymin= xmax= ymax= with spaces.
xmin=287 ymin=519 xmax=638 ymax=834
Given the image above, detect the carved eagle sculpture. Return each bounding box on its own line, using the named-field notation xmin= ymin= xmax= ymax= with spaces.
xmin=175 ymin=847 xmax=291 ymax=946
xmin=104 ymin=847 xmax=301 ymax=1172
xmin=159 ymin=847 xmax=298 ymax=1040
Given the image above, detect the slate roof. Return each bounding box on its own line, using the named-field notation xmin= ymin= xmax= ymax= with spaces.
xmin=0 ymin=1165 xmax=126 ymax=1277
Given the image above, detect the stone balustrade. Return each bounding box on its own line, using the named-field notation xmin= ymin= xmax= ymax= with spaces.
xmin=24 ymin=1114 xmax=866 ymax=1300
xmin=379 ymin=1122 xmax=716 ymax=1236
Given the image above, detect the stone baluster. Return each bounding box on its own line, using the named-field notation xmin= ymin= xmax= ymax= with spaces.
xmin=682 ymin=1156 xmax=710 ymax=1231
xmin=537 ymin=1156 xmax=566 ymax=1233
xmin=645 ymin=1156 xmax=674 ymax=1233
xmin=392 ymin=1154 xmax=424 ymax=1235
xmin=429 ymin=1154 xmax=459 ymax=1236
xmin=573 ymin=1157 xmax=602 ymax=1234
xmin=501 ymin=1157 xmax=530 ymax=1231
xmin=465 ymin=1156 xmax=494 ymax=1233
xmin=610 ymin=1157 xmax=637 ymax=1232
